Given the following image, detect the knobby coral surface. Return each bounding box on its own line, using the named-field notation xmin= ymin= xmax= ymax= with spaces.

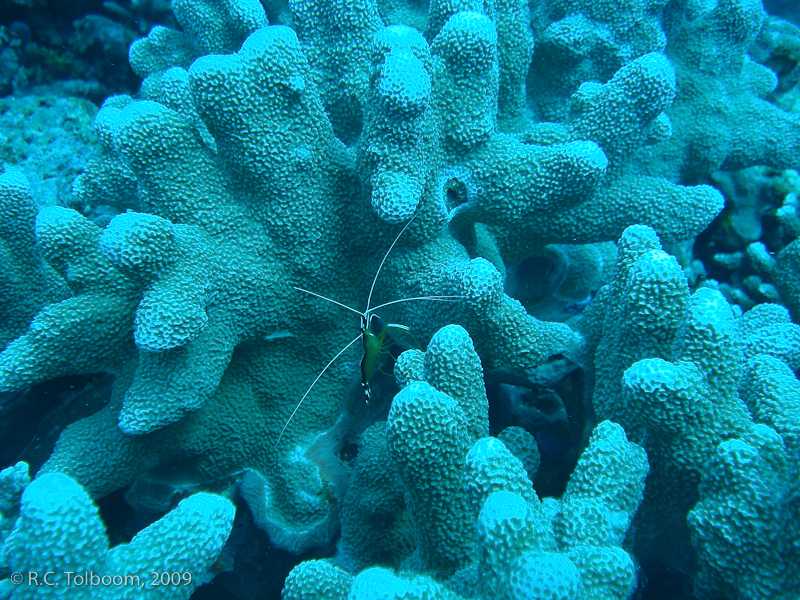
xmin=0 ymin=0 xmax=721 ymax=554
xmin=586 ymin=225 xmax=800 ymax=597
xmin=285 ymin=324 xmax=648 ymax=600
xmin=0 ymin=0 xmax=798 ymax=597
xmin=0 ymin=463 xmax=233 ymax=600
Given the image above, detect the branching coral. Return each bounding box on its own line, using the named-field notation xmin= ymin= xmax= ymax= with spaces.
xmin=0 ymin=0 xmax=718 ymax=555
xmin=285 ymin=324 xmax=648 ymax=600
xmin=0 ymin=0 xmax=797 ymax=594
xmin=0 ymin=463 xmax=233 ymax=599
xmin=587 ymin=224 xmax=800 ymax=597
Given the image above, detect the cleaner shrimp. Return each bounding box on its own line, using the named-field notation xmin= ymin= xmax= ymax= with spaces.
xmin=277 ymin=211 xmax=460 ymax=443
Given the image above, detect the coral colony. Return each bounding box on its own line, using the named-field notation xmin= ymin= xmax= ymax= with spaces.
xmin=0 ymin=0 xmax=799 ymax=598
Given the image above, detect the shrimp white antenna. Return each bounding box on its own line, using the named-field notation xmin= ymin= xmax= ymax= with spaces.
xmin=365 ymin=209 xmax=421 ymax=314
xmin=292 ymin=287 xmax=363 ymax=318
xmin=279 ymin=208 xmax=465 ymax=444
xmin=276 ymin=333 xmax=363 ymax=445
xmin=369 ymin=295 xmax=463 ymax=313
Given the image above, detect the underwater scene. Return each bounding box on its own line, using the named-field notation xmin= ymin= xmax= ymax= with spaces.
xmin=1 ymin=0 xmax=799 ymax=598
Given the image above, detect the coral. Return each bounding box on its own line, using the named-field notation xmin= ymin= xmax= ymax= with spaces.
xmin=688 ymin=425 xmax=800 ymax=600
xmin=285 ymin=324 xmax=647 ymax=599
xmin=534 ymin=421 xmax=647 ymax=600
xmin=556 ymin=420 xmax=648 ymax=546
xmin=346 ymin=566 xmax=461 ymax=600
xmin=421 ymin=324 xmax=489 ymax=439
xmin=386 ymin=382 xmax=475 ymax=575
xmin=527 ymin=0 xmax=800 ymax=190
xmin=0 ymin=465 xmax=234 ymax=599
xmin=496 ymin=426 xmax=541 ymax=481
xmin=339 ymin=351 xmax=535 ymax=573
xmin=0 ymin=171 xmax=70 ymax=352
xmin=3 ymin=0 xmax=800 ymax=595
xmin=688 ymin=351 xmax=800 ymax=598
xmin=0 ymin=462 xmax=28 ymax=514
xmin=476 ymin=490 xmax=556 ymax=599
xmin=590 ymin=226 xmax=749 ymax=561
xmin=528 ymin=0 xmax=669 ymax=123
xmin=2 ymin=0 xmax=692 ymax=556
xmin=740 ymin=354 xmax=800 ymax=453
xmin=505 ymin=549 xmax=582 ymax=600
xmin=449 ymin=49 xmax=722 ymax=262
xmin=651 ymin=0 xmax=800 ymax=182
xmin=337 ymin=422 xmax=415 ymax=572
xmin=736 ymin=302 xmax=800 ymax=369
xmin=592 ymin=225 xmax=691 ymax=431
xmin=322 ymin=420 xmax=646 ymax=599
xmin=0 ymin=461 xmax=29 ymax=565
xmin=282 ymin=559 xmax=354 ymax=600
xmin=588 ymin=224 xmax=800 ymax=597
xmin=129 ymin=0 xmax=269 ymax=78
xmin=465 ymin=436 xmax=540 ymax=512
xmin=775 ymin=236 xmax=800 ymax=319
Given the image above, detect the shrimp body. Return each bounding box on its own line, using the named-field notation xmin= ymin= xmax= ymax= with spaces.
xmin=360 ymin=313 xmax=382 ymax=401
xmin=360 ymin=313 xmax=410 ymax=401
xmin=276 ymin=211 xmax=458 ymax=443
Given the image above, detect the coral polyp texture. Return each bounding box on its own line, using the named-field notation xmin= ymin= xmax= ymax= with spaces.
xmin=1 ymin=0 xmax=799 ymax=598
xmin=586 ymin=225 xmax=800 ymax=596
xmin=0 ymin=171 xmax=70 ymax=350
xmin=0 ymin=463 xmax=234 ymax=600
xmin=285 ymin=324 xmax=649 ymax=599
